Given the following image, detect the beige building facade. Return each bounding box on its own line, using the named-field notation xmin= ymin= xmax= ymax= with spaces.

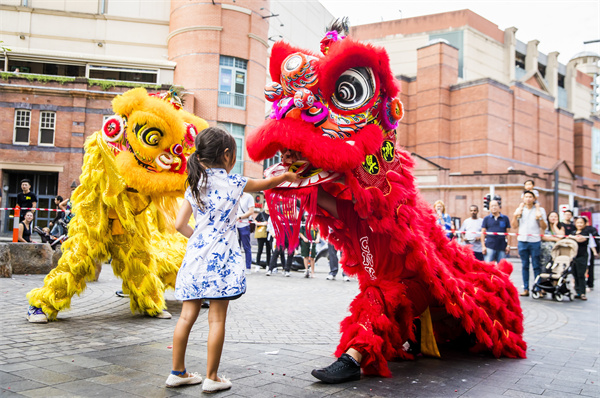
xmin=352 ymin=10 xmax=600 ymax=229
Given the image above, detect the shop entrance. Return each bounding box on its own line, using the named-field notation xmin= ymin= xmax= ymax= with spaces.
xmin=2 ymin=171 xmax=59 ymax=233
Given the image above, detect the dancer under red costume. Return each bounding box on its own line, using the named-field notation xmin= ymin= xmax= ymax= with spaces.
xmin=247 ymin=18 xmax=526 ymax=383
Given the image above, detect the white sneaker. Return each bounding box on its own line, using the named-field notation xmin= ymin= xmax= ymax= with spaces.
xmin=344 ymin=276 xmax=351 ymax=282
xmin=154 ymin=310 xmax=172 ymax=319
xmin=273 ymin=268 xmax=278 ymax=274
xmin=265 ymin=270 xmax=272 ymax=276
xmin=326 ymin=275 xmax=335 ymax=280
xmin=202 ymin=376 xmax=232 ymax=393
xmin=27 ymin=306 xmax=48 ymax=323
xmin=255 ymin=265 xmax=261 ymax=272
xmin=165 ymin=371 xmax=202 ymax=387
xmin=284 ymin=271 xmax=291 ymax=277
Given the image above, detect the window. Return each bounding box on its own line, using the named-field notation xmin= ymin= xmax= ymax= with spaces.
xmin=218 ymin=56 xmax=247 ymax=109
xmin=88 ymin=65 xmax=158 ymax=83
xmin=218 ymin=122 xmax=245 ymax=175
xmin=14 ymin=109 xmax=31 ymax=144
xmin=263 ymin=153 xmax=281 ymax=170
xmin=39 ymin=111 xmax=56 ymax=145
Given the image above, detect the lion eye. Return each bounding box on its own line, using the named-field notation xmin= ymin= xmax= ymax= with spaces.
xmin=134 ymin=124 xmax=163 ymax=147
xmin=331 ymin=67 xmax=375 ymax=111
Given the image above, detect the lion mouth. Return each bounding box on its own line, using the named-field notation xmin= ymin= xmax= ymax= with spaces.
xmin=264 ymin=160 xmax=341 ymax=189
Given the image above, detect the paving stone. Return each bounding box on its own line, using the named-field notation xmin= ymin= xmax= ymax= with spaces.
xmin=1 ymin=260 xmax=598 ymax=397
xmin=15 ymin=368 xmax=77 ymax=385
xmin=16 ymin=385 xmax=81 ymax=397
xmin=0 ymin=379 xmax=47 ymax=393
xmin=0 ymin=363 xmax=35 ymax=372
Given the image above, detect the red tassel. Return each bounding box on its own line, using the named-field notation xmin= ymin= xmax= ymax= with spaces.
xmin=265 ymin=186 xmax=318 ymax=250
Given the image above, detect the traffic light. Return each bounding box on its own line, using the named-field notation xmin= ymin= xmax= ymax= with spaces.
xmin=493 ymin=195 xmax=502 ymax=208
xmin=483 ymin=194 xmax=491 ymax=210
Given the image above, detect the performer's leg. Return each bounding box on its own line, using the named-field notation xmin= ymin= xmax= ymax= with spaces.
xmin=312 ymin=279 xmax=415 ymax=382
xmin=27 ymin=234 xmax=110 ymax=320
xmin=109 ymin=233 xmax=166 ymax=316
xmin=155 ymin=233 xmax=185 ymax=291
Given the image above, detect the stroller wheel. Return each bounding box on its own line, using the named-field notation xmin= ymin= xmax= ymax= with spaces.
xmin=554 ymin=292 xmax=564 ymax=302
xmin=531 ymin=290 xmax=541 ymax=299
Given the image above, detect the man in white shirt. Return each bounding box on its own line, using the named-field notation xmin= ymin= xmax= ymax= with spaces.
xmin=511 ymin=190 xmax=547 ymax=297
xmin=459 ymin=205 xmax=484 ymax=261
xmin=237 ymin=192 xmax=255 ymax=272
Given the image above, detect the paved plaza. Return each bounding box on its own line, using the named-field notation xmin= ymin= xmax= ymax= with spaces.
xmin=0 ymin=258 xmax=598 ymax=397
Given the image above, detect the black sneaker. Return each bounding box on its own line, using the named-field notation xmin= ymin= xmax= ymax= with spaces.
xmin=311 ymin=354 xmax=361 ymax=384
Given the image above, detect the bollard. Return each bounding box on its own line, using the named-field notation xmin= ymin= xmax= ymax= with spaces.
xmin=12 ymin=206 xmax=20 ymax=242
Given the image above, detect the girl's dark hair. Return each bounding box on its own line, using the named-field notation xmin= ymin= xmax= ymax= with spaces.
xmin=56 ymin=195 xmax=63 ymax=202
xmin=187 ymin=126 xmax=237 ymax=209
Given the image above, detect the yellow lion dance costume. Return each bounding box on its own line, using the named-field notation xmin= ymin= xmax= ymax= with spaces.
xmin=26 ymin=88 xmax=208 ymax=322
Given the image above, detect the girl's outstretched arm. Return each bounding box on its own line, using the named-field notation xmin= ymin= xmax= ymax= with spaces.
xmin=244 ymin=171 xmax=297 ymax=193
xmin=175 ymin=200 xmax=194 ymax=238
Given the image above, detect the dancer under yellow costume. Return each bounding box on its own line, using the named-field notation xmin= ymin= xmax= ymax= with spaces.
xmin=26 ymin=88 xmax=208 ymax=322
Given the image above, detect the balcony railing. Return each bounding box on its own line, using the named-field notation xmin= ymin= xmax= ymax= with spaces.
xmin=218 ymin=91 xmax=246 ymax=109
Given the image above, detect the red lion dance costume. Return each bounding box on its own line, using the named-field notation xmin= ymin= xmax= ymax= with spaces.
xmin=247 ymin=21 xmax=526 ymax=383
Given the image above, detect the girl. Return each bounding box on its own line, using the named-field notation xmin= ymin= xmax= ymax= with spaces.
xmin=18 ymin=210 xmax=34 ymax=243
xmin=540 ymin=211 xmax=565 ymax=268
xmin=165 ymin=127 xmax=297 ymax=392
xmin=570 ymin=217 xmax=589 ymax=300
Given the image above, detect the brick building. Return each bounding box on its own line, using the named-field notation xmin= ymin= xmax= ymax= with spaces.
xmin=352 ymin=10 xmax=600 ymax=229
xmin=0 ymin=0 xmax=332 ymax=232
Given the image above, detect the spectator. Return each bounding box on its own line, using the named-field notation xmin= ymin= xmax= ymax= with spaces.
xmin=512 ymin=190 xmax=547 ymax=297
xmin=299 ymin=217 xmax=319 ymax=278
xmin=569 ymin=218 xmax=592 ymax=300
xmin=581 ymin=216 xmax=599 ymax=290
xmin=18 ymin=210 xmax=34 ymax=243
xmin=562 ymin=209 xmax=576 ymax=235
xmin=540 ymin=211 xmax=565 ymax=269
xmin=459 ymin=205 xmax=484 ymax=261
xmin=326 ymin=242 xmax=350 ymax=281
xmin=521 ymin=180 xmax=540 ymax=201
xmin=433 ymin=200 xmax=453 ymax=239
xmin=48 ymin=195 xmax=65 ymax=237
xmin=17 ymin=179 xmax=37 ymax=221
xmin=481 ymin=200 xmax=511 ymax=263
xmin=236 ymin=192 xmax=255 ymax=273
xmin=254 ymin=204 xmax=271 ymax=272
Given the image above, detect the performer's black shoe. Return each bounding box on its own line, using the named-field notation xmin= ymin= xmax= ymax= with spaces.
xmin=311 ymin=353 xmax=361 ymax=384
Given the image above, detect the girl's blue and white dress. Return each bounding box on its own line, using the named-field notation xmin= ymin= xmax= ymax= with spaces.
xmin=175 ymin=168 xmax=248 ymax=300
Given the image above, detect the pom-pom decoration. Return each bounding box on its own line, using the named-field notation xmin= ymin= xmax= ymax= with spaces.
xmin=380 ymin=97 xmax=404 ymax=131
xmin=293 ymin=88 xmax=315 ymax=110
xmin=155 ymin=152 xmax=174 ymax=170
xmin=170 ymin=143 xmax=183 ymax=156
xmin=184 ymin=123 xmax=197 ymax=147
xmin=102 ymin=115 xmax=125 ymax=142
xmin=265 ymin=82 xmax=283 ymax=102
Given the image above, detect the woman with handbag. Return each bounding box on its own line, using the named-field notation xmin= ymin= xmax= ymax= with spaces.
xmin=254 ymin=205 xmax=271 ymax=272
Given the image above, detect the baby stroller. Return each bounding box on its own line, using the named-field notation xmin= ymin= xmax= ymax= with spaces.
xmin=531 ymin=239 xmax=578 ymax=302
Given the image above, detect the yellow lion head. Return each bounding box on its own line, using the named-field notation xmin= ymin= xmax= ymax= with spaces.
xmin=100 ymin=87 xmax=208 ymax=195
